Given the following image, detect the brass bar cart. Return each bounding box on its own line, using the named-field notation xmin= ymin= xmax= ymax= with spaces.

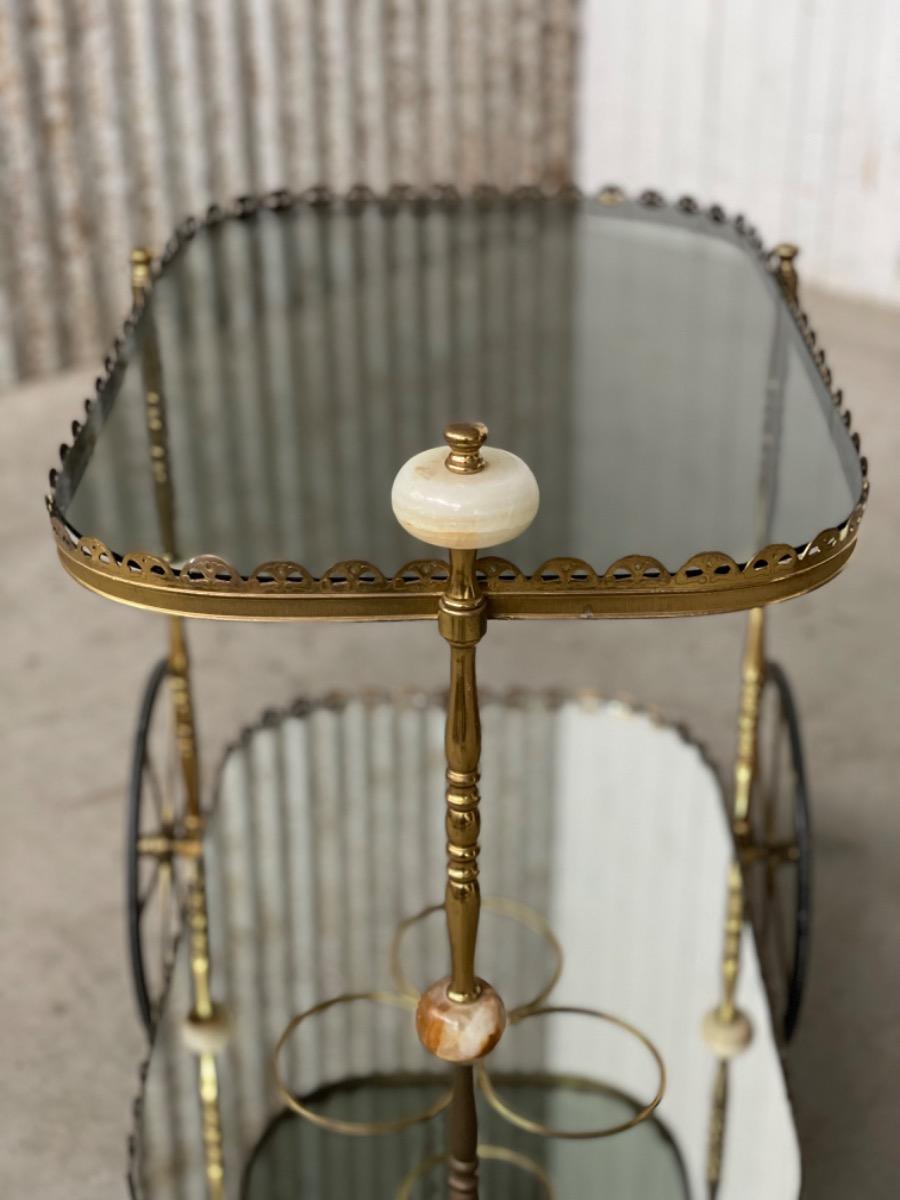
xmin=46 ymin=186 xmax=867 ymax=1199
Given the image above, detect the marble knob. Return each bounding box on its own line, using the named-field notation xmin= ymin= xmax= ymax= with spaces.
xmin=391 ymin=423 xmax=539 ymax=550
xmin=701 ymin=1007 xmax=753 ymax=1060
xmin=181 ymin=1003 xmax=231 ymax=1056
xmin=415 ymin=977 xmax=507 ymax=1063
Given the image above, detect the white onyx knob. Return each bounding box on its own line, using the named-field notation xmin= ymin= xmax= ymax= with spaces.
xmin=701 ymin=1007 xmax=753 ymax=1060
xmin=181 ymin=1003 xmax=231 ymax=1055
xmin=391 ymin=423 xmax=539 ymax=550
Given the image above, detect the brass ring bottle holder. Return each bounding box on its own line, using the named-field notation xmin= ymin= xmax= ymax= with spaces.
xmin=273 ymin=424 xmax=666 ymax=1192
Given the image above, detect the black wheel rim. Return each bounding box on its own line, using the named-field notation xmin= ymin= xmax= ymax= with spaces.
xmin=750 ymin=660 xmax=812 ymax=1042
xmin=127 ymin=657 xmax=183 ymax=1033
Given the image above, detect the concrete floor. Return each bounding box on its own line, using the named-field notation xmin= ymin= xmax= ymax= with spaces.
xmin=1 ymin=288 xmax=898 ymax=1198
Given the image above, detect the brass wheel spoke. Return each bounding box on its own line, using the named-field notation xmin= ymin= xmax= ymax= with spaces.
xmin=170 ymin=865 xmax=188 ymax=925
xmin=162 ymin=700 xmax=177 ymax=827
xmin=158 ymin=862 xmax=172 ymax=983
xmin=143 ymin=754 xmax=165 ymax=826
xmin=138 ymin=858 xmax=161 ymax=915
xmin=767 ymin=885 xmax=791 ymax=979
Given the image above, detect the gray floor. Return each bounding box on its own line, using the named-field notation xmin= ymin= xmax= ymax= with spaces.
xmin=1 ymin=288 xmax=898 ymax=1199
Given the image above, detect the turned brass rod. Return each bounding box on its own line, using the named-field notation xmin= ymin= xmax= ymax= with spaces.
xmin=724 ymin=603 xmax=765 ymax=1018
xmin=132 ymin=247 xmax=220 ymax=1194
xmin=705 ymin=1060 xmax=728 ymax=1198
xmin=732 ymin=606 xmax=765 ymax=839
xmin=168 ymin=615 xmax=201 ymax=827
xmin=185 ymin=861 xmax=213 ymax=1018
xmin=439 ymin=548 xmax=486 ymax=1003
xmin=438 ymin=546 xmax=486 ymax=1198
xmin=718 ymin=861 xmax=744 ymax=1022
xmin=199 ymin=1051 xmax=225 ymax=1198
xmin=131 ymin=247 xmax=201 ymax=830
xmin=448 ymin=1065 xmax=479 ymax=1198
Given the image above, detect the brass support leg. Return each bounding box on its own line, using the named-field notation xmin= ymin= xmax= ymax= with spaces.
xmin=168 ymin=615 xmax=201 ymax=829
xmin=439 ymin=548 xmax=486 ymax=1191
xmin=132 ymin=247 xmax=177 ymax=554
xmin=701 ymin=608 xmax=766 ymax=1183
xmin=440 ymin=548 xmax=487 ymax=1003
xmin=724 ymin=605 xmax=765 ymax=1015
xmin=718 ymin=861 xmax=744 ymax=1024
xmin=185 ymin=856 xmax=227 ymax=1199
xmin=134 ymin=247 xmax=222 ymax=1198
xmin=733 ymin=606 xmax=765 ymax=842
xmin=448 ymin=1066 xmax=479 ymax=1198
xmin=198 ymin=1052 xmax=225 ymax=1199
xmin=187 ymin=859 xmax=213 ymax=1019
xmin=705 ymin=1060 xmax=728 ymax=1198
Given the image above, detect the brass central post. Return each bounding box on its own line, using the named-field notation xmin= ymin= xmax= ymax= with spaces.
xmin=440 ymin=543 xmax=487 ymax=1003
xmin=398 ymin=421 xmax=534 ymax=1198
xmin=439 ymin=427 xmax=489 ymax=1199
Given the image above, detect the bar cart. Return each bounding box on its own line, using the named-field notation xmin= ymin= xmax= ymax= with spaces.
xmin=46 ymin=187 xmax=867 ymax=1198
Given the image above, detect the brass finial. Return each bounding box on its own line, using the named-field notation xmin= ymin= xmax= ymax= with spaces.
xmin=130 ymin=247 xmax=153 ymax=301
xmin=444 ymin=422 xmax=488 ymax=474
xmin=773 ymin=243 xmax=799 ymax=304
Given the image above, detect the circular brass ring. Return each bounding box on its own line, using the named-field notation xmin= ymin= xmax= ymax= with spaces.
xmin=272 ymin=991 xmax=452 ymax=1136
xmin=476 ymin=1006 xmax=666 ymax=1139
xmin=395 ymin=1144 xmax=556 ymax=1199
xmin=389 ymin=896 xmax=563 ymax=1017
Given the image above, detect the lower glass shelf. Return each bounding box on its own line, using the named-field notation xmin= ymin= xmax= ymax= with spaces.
xmin=129 ymin=690 xmax=801 ymax=1199
xmin=243 ymin=1075 xmax=688 ymax=1199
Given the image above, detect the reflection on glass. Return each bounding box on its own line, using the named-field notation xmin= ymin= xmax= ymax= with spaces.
xmin=61 ymin=199 xmax=861 ymax=577
xmin=133 ymin=694 xmax=800 ymax=1199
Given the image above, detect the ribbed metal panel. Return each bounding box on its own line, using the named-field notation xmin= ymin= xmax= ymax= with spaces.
xmin=2 ymin=2 xmax=897 ymax=390
xmin=578 ymin=0 xmax=900 ymax=306
xmin=0 ymin=0 xmax=580 ymax=388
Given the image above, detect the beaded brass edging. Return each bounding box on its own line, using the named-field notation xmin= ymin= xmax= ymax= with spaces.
xmin=46 ymin=185 xmax=868 ymax=623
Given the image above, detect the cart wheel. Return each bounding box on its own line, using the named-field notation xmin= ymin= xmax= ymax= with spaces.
xmin=127 ymin=657 xmax=187 ymax=1032
xmin=746 ymin=661 xmax=811 ymax=1042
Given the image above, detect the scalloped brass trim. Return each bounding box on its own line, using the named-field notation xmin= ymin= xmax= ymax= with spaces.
xmin=47 ymin=184 xmax=867 ymax=623
xmin=50 ymin=503 xmax=863 ymax=621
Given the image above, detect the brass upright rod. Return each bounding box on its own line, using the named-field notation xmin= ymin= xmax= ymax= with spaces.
xmin=705 ymin=1060 xmax=728 ymax=1198
xmin=132 ymin=248 xmax=221 ymax=1196
xmin=732 ymin=606 xmax=765 ymax=840
xmin=438 ymin=545 xmax=487 ymax=1194
xmin=448 ymin=1066 xmax=479 ymax=1198
xmin=198 ymin=1052 xmax=225 ymax=1199
xmin=131 ymin=247 xmax=201 ymax=828
xmin=398 ymin=422 xmax=533 ymax=1198
xmin=169 ymin=615 xmax=201 ymax=827
xmin=440 ymin=547 xmax=487 ymax=1003
xmin=718 ymin=861 xmax=744 ymax=1023
xmin=131 ymin=248 xmax=176 ymax=556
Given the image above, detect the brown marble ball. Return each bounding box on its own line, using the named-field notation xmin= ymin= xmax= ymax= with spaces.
xmin=415 ymin=977 xmax=507 ymax=1063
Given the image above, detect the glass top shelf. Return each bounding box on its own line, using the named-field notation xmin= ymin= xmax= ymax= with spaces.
xmin=49 ymin=189 xmax=866 ymax=621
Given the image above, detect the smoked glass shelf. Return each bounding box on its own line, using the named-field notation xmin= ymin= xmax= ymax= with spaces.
xmin=45 ymin=187 xmax=864 ymax=1200
xmin=48 ymin=188 xmax=866 ymax=621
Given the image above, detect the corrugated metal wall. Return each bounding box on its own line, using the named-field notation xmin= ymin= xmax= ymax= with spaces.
xmin=2 ymin=1 xmax=897 ymax=390
xmin=579 ymin=0 xmax=900 ymax=307
xmin=0 ymin=0 xmax=579 ymax=388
